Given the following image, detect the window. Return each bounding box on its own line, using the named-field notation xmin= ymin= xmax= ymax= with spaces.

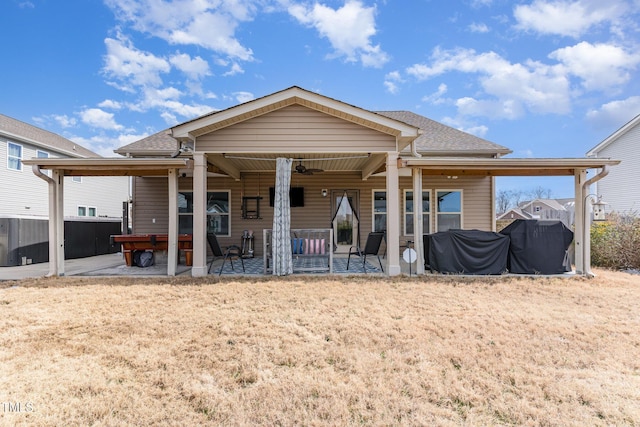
xmin=178 ymin=191 xmax=230 ymax=236
xmin=436 ymin=190 xmax=462 ymax=232
xmin=72 ymin=176 xmax=82 ymax=183
xmin=77 ymin=206 xmax=87 ymax=216
xmin=372 ymin=190 xmax=386 ymax=232
xmin=88 ymin=207 xmax=97 ymax=217
xmin=7 ymin=142 xmax=22 ymax=171
xmin=404 ymin=190 xmax=430 ymax=235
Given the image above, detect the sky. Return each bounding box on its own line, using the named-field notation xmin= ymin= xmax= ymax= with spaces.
xmin=1 ymin=0 xmax=639 ymax=198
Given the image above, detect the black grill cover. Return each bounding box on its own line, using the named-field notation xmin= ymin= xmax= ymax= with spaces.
xmin=500 ymin=220 xmax=574 ymax=274
xmin=426 ymin=229 xmax=509 ymax=275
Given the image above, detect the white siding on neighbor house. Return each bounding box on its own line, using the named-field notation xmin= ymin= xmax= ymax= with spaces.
xmin=197 ymin=105 xmax=398 ymax=153
xmin=64 ymin=176 xmax=129 ymax=218
xmin=1 ymin=137 xmax=52 ymax=217
xmin=1 ymin=137 xmax=129 ymax=218
xmin=131 ymin=173 xmax=493 ymax=256
xmin=594 ymin=123 xmax=640 ymax=215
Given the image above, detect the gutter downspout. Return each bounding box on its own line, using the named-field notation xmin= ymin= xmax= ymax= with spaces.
xmin=581 ymin=165 xmax=609 ymax=277
xmin=32 ymin=164 xmax=59 ymax=277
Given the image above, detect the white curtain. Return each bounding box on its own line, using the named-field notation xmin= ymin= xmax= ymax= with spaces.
xmin=272 ymin=157 xmax=293 ymax=275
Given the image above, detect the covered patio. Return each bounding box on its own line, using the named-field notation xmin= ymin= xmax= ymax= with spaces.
xmin=23 ymin=87 xmax=619 ymax=278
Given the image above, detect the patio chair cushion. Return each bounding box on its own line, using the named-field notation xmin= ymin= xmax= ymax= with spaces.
xmin=291 ymin=238 xmax=305 ymax=254
xmin=305 ymin=238 xmax=326 ymax=255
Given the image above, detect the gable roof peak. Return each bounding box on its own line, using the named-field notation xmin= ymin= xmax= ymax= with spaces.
xmin=587 ymin=112 xmax=640 ymax=156
xmin=170 ymin=85 xmax=420 ymax=143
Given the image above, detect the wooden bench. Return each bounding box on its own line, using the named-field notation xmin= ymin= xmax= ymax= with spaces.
xmin=263 ymin=228 xmax=333 ymax=274
xmin=111 ymin=234 xmax=193 ymax=266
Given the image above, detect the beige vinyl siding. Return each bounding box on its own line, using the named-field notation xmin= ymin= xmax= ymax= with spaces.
xmin=132 ymin=177 xmax=171 ymax=234
xmin=594 ymin=124 xmax=640 ymax=214
xmin=132 ymin=173 xmax=493 ymax=256
xmin=197 ymin=105 xmax=397 ymax=153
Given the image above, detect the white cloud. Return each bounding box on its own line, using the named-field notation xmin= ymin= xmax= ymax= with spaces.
xmin=223 ymin=62 xmax=245 ymax=76
xmin=104 ymin=0 xmax=255 ymax=61
xmin=98 ymin=99 xmax=123 ymax=110
xmin=70 ymin=132 xmax=151 ymax=157
xmin=103 ymin=34 xmax=170 ymax=88
xmin=79 ymin=108 xmax=124 ymax=131
xmin=52 ymin=114 xmax=77 ymax=128
xmin=421 ymin=83 xmax=448 ymax=105
xmin=407 ymin=47 xmax=571 ymax=119
xmin=586 ymin=96 xmax=640 ymax=128
xmin=471 ymin=0 xmax=494 ymax=7
xmin=288 ymin=0 xmax=389 ymax=68
xmin=135 ymin=87 xmax=212 ymax=120
xmin=233 ymin=91 xmax=255 ymax=104
xmin=169 ymin=53 xmax=211 ymax=80
xmin=514 ymin=0 xmax=628 ymax=38
xmin=549 ymin=41 xmax=639 ymax=91
xmin=384 ymin=70 xmax=403 ymax=94
xmin=468 ymin=22 xmax=490 ymax=33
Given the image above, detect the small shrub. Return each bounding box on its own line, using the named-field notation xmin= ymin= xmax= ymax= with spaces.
xmin=590 ymin=213 xmax=640 ymax=269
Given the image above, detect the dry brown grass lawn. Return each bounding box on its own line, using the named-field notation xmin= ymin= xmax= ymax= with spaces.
xmin=0 ymin=270 xmax=639 ymax=426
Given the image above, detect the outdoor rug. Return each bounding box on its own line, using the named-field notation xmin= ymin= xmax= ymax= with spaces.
xmin=211 ymin=256 xmax=383 ymax=275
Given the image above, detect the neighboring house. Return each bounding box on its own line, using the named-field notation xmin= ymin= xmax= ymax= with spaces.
xmin=587 ymin=113 xmax=640 ymax=215
xmin=26 ymin=86 xmax=619 ymax=276
xmin=0 ymin=113 xmax=129 ymax=265
xmin=498 ymin=198 xmax=574 ymax=227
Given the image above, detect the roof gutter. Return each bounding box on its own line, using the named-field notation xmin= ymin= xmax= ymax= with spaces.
xmin=32 ymin=163 xmax=55 ymax=185
xmin=581 ymin=165 xmax=610 ymax=277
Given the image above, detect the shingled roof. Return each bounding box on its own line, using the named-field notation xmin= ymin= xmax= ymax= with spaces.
xmin=0 ymin=113 xmax=99 ymax=158
xmin=376 ymin=111 xmax=511 ymax=156
xmin=115 ymin=106 xmax=512 ymax=158
xmin=114 ymin=130 xmax=178 ymax=156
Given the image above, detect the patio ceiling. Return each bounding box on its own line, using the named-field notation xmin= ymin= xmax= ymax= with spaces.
xmin=400 ymin=157 xmax=621 ymax=176
xmin=22 ymin=157 xmax=194 ymax=176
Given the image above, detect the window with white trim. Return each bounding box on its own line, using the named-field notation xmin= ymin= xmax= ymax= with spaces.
xmin=404 ymin=190 xmax=430 ymax=235
xmin=7 ymin=142 xmax=22 ymax=171
xmin=77 ymin=206 xmax=87 ymax=216
xmin=178 ymin=191 xmax=231 ymax=236
xmin=372 ymin=190 xmax=386 ymax=232
xmin=436 ymin=190 xmax=462 ymax=232
xmin=88 ymin=207 xmax=97 ymax=217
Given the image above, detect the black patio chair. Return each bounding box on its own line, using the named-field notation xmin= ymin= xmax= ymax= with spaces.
xmin=347 ymin=231 xmax=385 ymax=273
xmin=207 ymin=233 xmax=244 ymax=276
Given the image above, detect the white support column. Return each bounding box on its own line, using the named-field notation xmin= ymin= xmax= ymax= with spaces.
xmin=574 ymin=169 xmax=586 ymax=274
xmin=47 ymin=173 xmax=58 ymax=277
xmin=386 ymin=152 xmax=401 ymax=276
xmin=167 ymin=168 xmax=179 ymax=276
xmin=191 ymin=153 xmax=208 ymax=277
xmin=54 ymin=170 xmax=65 ymax=276
xmin=412 ymin=168 xmax=425 ymax=274
xmin=490 ymin=176 xmax=497 ymax=232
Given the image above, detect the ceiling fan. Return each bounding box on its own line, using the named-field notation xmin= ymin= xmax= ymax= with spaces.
xmin=294 ymin=160 xmax=324 ymax=175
